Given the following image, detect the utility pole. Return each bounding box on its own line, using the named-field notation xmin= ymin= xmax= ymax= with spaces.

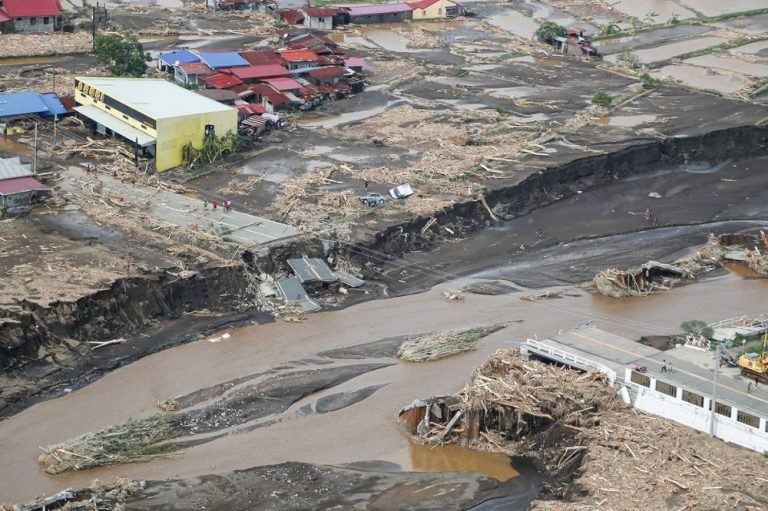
xmin=53 ymin=114 xmax=58 ymax=147
xmin=92 ymin=3 xmax=97 ymax=50
xmin=52 ymin=66 xmax=56 ymax=93
xmin=33 ymin=123 xmax=38 ymax=174
xmin=709 ymin=343 xmax=722 ymax=437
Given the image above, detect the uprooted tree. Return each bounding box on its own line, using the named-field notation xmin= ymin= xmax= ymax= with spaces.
xmin=93 ymin=33 xmax=150 ymax=77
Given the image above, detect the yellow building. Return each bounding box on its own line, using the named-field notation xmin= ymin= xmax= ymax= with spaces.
xmin=408 ymin=0 xmax=465 ymax=20
xmin=73 ymin=77 xmax=237 ymax=172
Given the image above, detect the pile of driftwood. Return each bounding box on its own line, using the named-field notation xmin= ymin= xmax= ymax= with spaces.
xmin=39 ymin=415 xmax=179 ymax=474
xmin=395 ymin=324 xmax=504 ymax=362
xmin=400 ymin=349 xmax=768 ymax=509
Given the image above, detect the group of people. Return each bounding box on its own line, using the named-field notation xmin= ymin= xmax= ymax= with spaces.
xmin=203 ymin=199 xmax=233 ymax=214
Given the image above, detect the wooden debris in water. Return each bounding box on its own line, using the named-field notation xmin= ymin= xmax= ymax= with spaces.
xmin=400 ymin=348 xmax=768 ymax=510
xmin=39 ymin=414 xmax=179 ymax=474
xmin=396 ymin=324 xmax=504 ymax=362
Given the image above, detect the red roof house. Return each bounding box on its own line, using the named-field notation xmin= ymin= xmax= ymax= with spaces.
xmin=277 ymin=48 xmax=320 ymax=70
xmin=0 ymin=0 xmax=62 ymax=32
xmin=240 ymin=50 xmax=285 ymax=66
xmin=226 ymin=64 xmax=291 ymax=82
xmin=199 ymin=72 xmax=244 ymax=89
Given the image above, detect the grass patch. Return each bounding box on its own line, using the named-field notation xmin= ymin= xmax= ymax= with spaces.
xmin=41 ymin=414 xmax=181 ymax=474
xmin=396 ymin=324 xmax=506 ymax=362
xmin=700 ymin=8 xmax=768 ymax=23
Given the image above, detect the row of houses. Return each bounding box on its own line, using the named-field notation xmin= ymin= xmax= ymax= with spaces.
xmin=0 ymin=0 xmax=63 ymax=33
xmin=282 ymin=0 xmax=465 ymax=29
xmin=156 ymin=32 xmax=367 ymax=114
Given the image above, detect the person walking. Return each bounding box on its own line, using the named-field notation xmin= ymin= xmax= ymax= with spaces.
xmin=748 ymin=382 xmax=753 ymax=393
xmin=212 ymin=199 xmax=219 ymax=212
xmin=661 ymin=359 xmax=667 ymax=373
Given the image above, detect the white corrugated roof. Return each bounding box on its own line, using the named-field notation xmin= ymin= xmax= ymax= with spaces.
xmin=0 ymin=156 xmax=32 ymax=181
xmin=75 ymin=77 xmax=236 ymax=120
xmin=74 ymin=105 xmax=156 ymax=147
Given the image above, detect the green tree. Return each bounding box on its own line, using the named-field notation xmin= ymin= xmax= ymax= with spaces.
xmin=93 ymin=33 xmax=150 ymax=77
xmin=681 ymin=320 xmax=714 ymax=339
xmin=535 ymin=21 xmax=567 ymax=44
xmin=628 ymin=16 xmax=643 ymax=31
xmin=591 ymin=90 xmax=612 ymax=107
xmin=667 ymin=13 xmax=680 ymax=25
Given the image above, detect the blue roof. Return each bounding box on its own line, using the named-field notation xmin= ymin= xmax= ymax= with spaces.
xmin=0 ymin=92 xmax=51 ymax=119
xmin=158 ymin=49 xmax=200 ymax=66
xmin=39 ymin=93 xmax=68 ymax=117
xmin=197 ymin=52 xmax=249 ymax=69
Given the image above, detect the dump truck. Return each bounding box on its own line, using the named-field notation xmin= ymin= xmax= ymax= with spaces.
xmin=738 ymin=334 xmax=768 ymax=384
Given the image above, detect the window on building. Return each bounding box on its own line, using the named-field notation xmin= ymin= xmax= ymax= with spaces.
xmin=655 ymin=380 xmax=677 ymax=398
xmin=105 ymin=105 xmax=111 ymax=110
xmin=630 ymin=371 xmax=650 ymax=388
xmin=682 ymin=390 xmax=704 ymax=407
xmin=204 ymin=124 xmax=215 ymax=138
xmin=30 ymin=17 xmax=37 ymax=24
xmin=141 ymin=124 xmax=147 ymax=130
xmin=318 ymin=17 xmax=324 ymax=22
xmin=123 ymin=115 xmax=129 ymax=120
xmin=714 ymin=402 xmax=732 ymax=417
xmin=79 ymin=92 xmax=86 ymax=98
xmin=736 ymin=410 xmax=760 ymax=429
xmin=44 ymin=17 xmax=49 ymax=24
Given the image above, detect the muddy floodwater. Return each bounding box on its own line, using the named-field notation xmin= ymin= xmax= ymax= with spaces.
xmin=0 ymin=270 xmax=766 ymax=503
xmin=652 ymin=64 xmax=748 ymax=94
xmin=406 ymin=443 xmax=520 ymax=481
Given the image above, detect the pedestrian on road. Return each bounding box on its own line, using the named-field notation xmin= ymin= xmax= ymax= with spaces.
xmin=203 ymin=200 xmax=209 ymax=215
xmin=748 ymin=382 xmax=753 ymax=393
xmin=668 ymin=361 xmax=672 ymax=372
xmin=226 ymin=200 xmax=233 ymax=213
xmin=661 ymin=359 xmax=667 ymax=373
xmin=213 ymin=199 xmax=219 ymax=212
xmin=364 ymin=181 xmax=369 ymax=192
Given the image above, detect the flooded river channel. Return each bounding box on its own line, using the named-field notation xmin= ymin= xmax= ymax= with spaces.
xmin=0 ymin=269 xmax=765 ymax=502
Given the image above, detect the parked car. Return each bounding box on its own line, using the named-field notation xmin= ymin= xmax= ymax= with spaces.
xmin=360 ymin=192 xmax=386 ymax=207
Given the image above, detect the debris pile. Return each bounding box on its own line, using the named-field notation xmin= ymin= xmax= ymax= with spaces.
xmin=39 ymin=414 xmax=179 ymax=474
xmin=400 ymin=349 xmax=768 ymax=509
xmin=0 ymin=31 xmax=92 ymax=58
xmin=745 ymin=231 xmax=768 ymax=275
xmin=395 ymin=324 xmax=504 ymax=362
xmin=591 ymin=235 xmax=728 ymax=297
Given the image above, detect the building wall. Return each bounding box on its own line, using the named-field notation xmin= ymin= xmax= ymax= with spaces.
xmin=12 ymin=16 xmax=59 ymax=33
xmin=349 ymin=11 xmax=412 ymax=24
xmin=304 ymin=14 xmax=334 ymax=30
xmin=626 ymin=369 xmax=768 ymax=453
xmin=155 ymin=109 xmax=237 ymax=171
xmin=75 ymin=83 xmax=158 ymax=140
xmin=0 ymin=190 xmax=46 ymax=215
xmin=411 ymin=0 xmax=457 ymax=20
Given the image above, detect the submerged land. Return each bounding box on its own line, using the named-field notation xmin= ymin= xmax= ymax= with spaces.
xmin=1 ymin=0 xmax=768 ymax=509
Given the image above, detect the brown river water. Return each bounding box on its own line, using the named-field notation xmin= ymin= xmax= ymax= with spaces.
xmin=0 ymin=273 xmax=765 ymax=503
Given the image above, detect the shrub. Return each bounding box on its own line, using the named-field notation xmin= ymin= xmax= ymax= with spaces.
xmin=641 ymin=72 xmax=660 ymax=89
xmin=617 ymin=51 xmax=641 ymax=68
xmin=591 ymin=91 xmax=612 ymax=107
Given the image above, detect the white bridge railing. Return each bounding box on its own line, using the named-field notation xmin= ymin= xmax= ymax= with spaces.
xmin=521 ymin=339 xmax=618 ymax=385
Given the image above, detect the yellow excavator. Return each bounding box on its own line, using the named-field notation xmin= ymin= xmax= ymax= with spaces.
xmin=739 ymin=333 xmax=768 ymax=384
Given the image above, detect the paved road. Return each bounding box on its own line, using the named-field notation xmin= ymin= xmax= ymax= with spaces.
xmin=62 ymin=166 xmax=297 ymax=248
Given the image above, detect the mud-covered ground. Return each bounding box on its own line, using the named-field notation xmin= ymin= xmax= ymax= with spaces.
xmin=2 ymin=1 xmax=768 ymax=509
